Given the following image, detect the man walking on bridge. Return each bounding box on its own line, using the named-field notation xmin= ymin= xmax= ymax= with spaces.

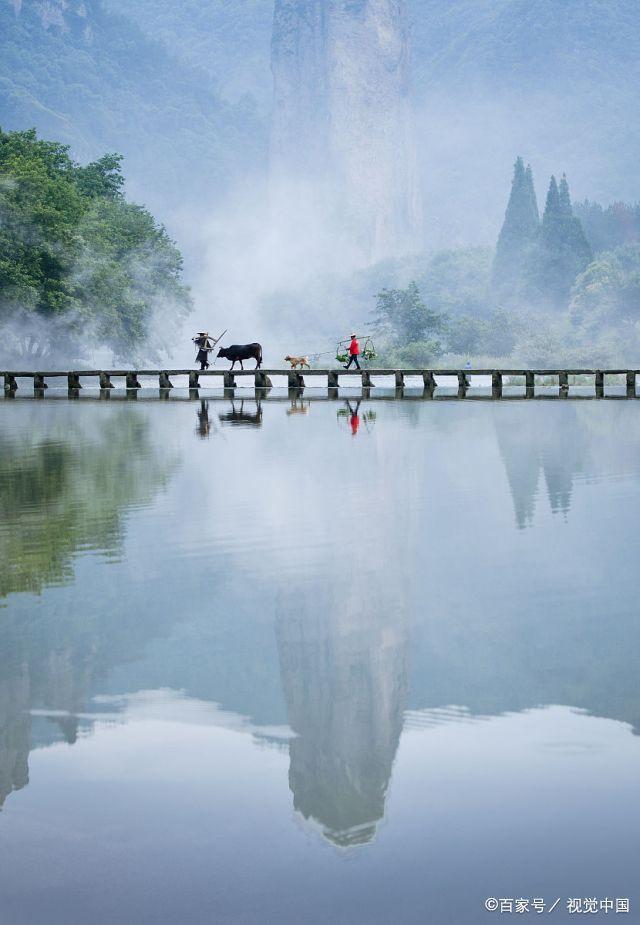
xmin=344 ymin=333 xmax=361 ymax=370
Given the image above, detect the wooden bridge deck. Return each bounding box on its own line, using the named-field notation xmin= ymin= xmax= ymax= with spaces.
xmin=2 ymin=368 xmax=640 ymax=397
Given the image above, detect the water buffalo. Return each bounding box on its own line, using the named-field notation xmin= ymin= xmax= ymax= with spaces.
xmin=217 ymin=343 xmax=262 ymax=369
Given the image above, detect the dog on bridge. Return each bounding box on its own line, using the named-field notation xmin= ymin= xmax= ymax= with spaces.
xmin=284 ymin=355 xmax=310 ymax=370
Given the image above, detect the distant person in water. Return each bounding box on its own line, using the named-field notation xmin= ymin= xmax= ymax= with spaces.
xmin=192 ymin=332 xmax=212 ymax=370
xmin=344 ymin=333 xmax=361 ymax=370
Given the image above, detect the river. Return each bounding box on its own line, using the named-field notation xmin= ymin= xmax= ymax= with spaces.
xmin=1 ymin=390 xmax=638 ymax=923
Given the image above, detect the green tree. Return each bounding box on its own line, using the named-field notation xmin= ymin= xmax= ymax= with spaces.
xmin=574 ymin=199 xmax=640 ymax=253
xmin=492 ymin=157 xmax=540 ymax=300
xmin=531 ymin=173 xmax=592 ymax=308
xmin=417 ymin=247 xmax=493 ymax=318
xmin=570 ymin=244 xmax=640 ymax=330
xmin=445 ymin=315 xmax=486 ymax=355
xmin=0 ymin=128 xmax=192 ymax=363
xmin=373 ymin=282 xmax=446 ymax=346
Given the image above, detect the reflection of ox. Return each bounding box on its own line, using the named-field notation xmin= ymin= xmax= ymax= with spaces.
xmin=218 ymin=400 xmax=263 ymax=427
xmin=217 ymin=343 xmax=262 ymax=369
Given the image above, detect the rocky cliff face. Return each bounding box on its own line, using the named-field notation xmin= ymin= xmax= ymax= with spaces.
xmin=270 ymin=0 xmax=422 ymax=265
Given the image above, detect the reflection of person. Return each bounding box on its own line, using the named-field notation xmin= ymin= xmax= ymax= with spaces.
xmin=196 ymin=399 xmax=210 ymax=438
xmin=347 ymin=399 xmax=360 ymax=436
xmin=344 ymin=333 xmax=361 ymax=370
xmin=192 ymin=332 xmax=213 ymax=370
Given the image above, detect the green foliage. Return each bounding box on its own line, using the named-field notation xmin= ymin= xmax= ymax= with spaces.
xmin=0 ymin=0 xmax=266 ymax=214
xmin=570 ymin=244 xmax=640 ymax=330
xmin=530 ymin=174 xmax=592 ymax=309
xmin=492 ymin=157 xmax=540 ymax=300
xmin=446 ymin=310 xmax=517 ymax=358
xmin=104 ymin=0 xmax=274 ymax=107
xmin=417 ymin=247 xmax=493 ymax=318
xmin=0 ymin=127 xmax=191 ymax=363
xmin=574 ymin=199 xmax=640 ymax=253
xmin=385 ymin=340 xmax=445 ymax=368
xmin=373 ymin=282 xmax=447 ymax=346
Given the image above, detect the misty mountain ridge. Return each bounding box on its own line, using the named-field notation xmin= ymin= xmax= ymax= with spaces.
xmin=0 ymin=0 xmax=266 ymax=221
xmin=3 ymin=0 xmax=639 ymax=246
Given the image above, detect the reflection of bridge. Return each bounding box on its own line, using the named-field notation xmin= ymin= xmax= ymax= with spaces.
xmin=3 ymin=368 xmax=640 ymax=397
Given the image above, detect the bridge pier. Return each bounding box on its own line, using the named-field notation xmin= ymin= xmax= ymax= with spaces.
xmin=68 ymin=372 xmax=82 ymax=389
xmin=4 ymin=373 xmax=18 ymax=391
xmin=255 ymin=371 xmax=273 ymax=388
xmin=99 ymin=371 xmax=114 ymax=389
xmin=361 ymin=370 xmax=374 ymax=387
xmin=395 ymin=371 xmax=404 ymax=388
xmin=189 ymin=371 xmax=199 ymax=389
xmin=492 ymin=371 xmax=502 ymax=398
xmin=223 ymin=372 xmax=236 ymax=389
xmin=626 ymin=371 xmax=636 ymax=396
xmin=595 ymin=370 xmax=604 ymax=397
xmin=458 ymin=371 xmax=470 ymax=389
xmin=34 ymin=373 xmax=48 ymax=390
xmin=126 ymin=372 xmax=141 ymax=389
xmin=288 ymin=371 xmax=304 ymax=389
xmin=559 ymin=371 xmax=569 ymax=392
xmin=327 ymin=371 xmax=339 ymax=388
xmin=159 ymin=371 xmax=173 ymax=389
xmin=422 ymin=371 xmax=436 ymax=389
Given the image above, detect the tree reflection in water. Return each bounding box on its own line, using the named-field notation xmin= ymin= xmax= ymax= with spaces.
xmin=0 ymin=405 xmax=178 ymax=810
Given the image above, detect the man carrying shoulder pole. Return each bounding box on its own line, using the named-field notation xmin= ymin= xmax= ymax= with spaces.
xmin=344 ymin=333 xmax=361 ymax=370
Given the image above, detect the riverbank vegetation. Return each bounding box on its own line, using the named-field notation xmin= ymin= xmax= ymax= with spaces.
xmin=372 ymin=158 xmax=640 ymax=368
xmin=0 ymin=128 xmax=192 ymax=364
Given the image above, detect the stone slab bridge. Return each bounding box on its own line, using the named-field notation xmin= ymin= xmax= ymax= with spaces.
xmin=2 ymin=368 xmax=640 ymax=397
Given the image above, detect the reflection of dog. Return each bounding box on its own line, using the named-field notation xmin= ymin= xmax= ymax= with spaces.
xmin=287 ymin=398 xmax=310 ymax=415
xmin=285 ymin=355 xmax=310 ymax=370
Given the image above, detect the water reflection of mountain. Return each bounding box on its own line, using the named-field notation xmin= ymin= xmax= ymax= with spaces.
xmin=2 ymin=399 xmax=640 ymax=843
xmin=276 ymin=584 xmax=408 ymax=846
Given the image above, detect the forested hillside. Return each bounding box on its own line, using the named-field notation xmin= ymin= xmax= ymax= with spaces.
xmin=0 ymin=0 xmax=266 ymax=218
xmin=104 ymin=0 xmax=274 ymax=108
xmin=94 ymin=0 xmax=640 ymax=244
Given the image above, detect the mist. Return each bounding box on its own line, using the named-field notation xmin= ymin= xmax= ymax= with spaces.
xmin=2 ymin=0 xmax=640 ymax=368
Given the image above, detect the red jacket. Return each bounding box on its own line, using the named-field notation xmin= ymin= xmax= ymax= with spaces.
xmin=349 ymin=338 xmax=359 ymax=355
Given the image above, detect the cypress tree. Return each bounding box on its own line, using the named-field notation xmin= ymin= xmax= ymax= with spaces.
xmin=533 ymin=174 xmax=592 ymax=307
xmin=492 ymin=157 xmax=540 ymax=301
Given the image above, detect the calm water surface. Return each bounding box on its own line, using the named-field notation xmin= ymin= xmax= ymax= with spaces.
xmin=0 ymin=390 xmax=639 ymax=924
